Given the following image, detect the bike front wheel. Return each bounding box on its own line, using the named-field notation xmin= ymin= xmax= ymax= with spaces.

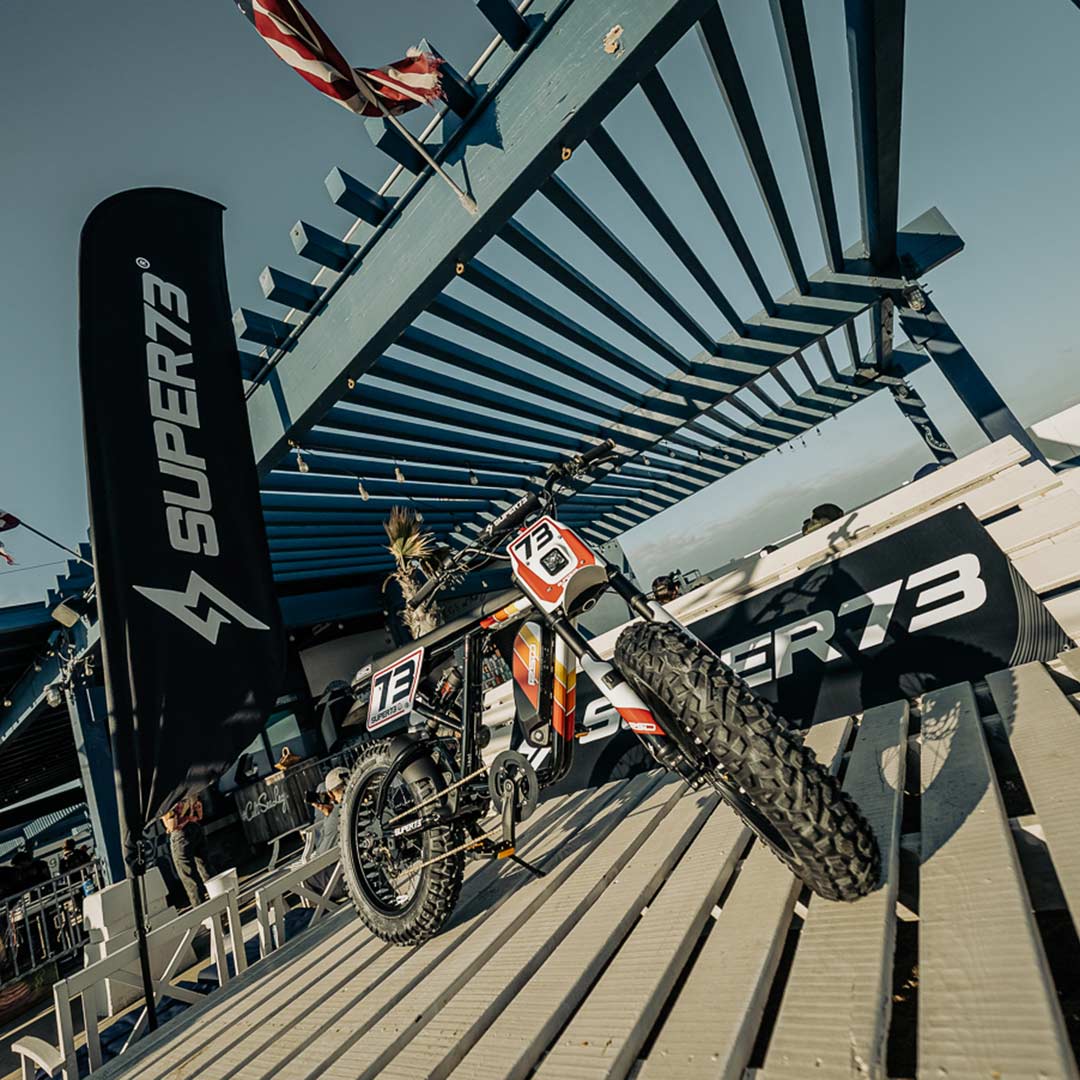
xmin=613 ymin=621 xmax=880 ymax=902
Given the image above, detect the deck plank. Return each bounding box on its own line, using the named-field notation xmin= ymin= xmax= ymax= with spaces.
xmin=987 ymin=662 xmax=1080 ymax=930
xmin=918 ymin=682 xmax=1077 ymax=1079
xmin=194 ymin=783 xmax=610 ymax=1080
xmin=1012 ymin=528 xmax=1080 ymax=594
xmin=759 ymin=701 xmax=908 ymax=1080
xmin=284 ymin=775 xmax=664 ymax=1080
xmin=384 ymin=778 xmax=713 ymax=1080
xmin=448 ymin=798 xmax=744 ymax=1080
xmin=98 ymin=910 xmax=365 ymax=1080
xmin=622 ymin=716 xmax=853 ymax=1080
xmin=531 ymin=799 xmax=748 ymax=1080
xmin=102 ymin=783 xmax=580 ymax=1080
xmin=986 ymin=487 xmax=1080 ymax=555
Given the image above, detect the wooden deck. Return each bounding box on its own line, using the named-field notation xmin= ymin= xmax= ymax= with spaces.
xmin=93 ymin=655 xmax=1080 ymax=1080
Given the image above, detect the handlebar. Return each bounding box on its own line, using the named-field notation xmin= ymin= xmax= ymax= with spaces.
xmin=412 ymin=556 xmax=451 ymax=607
xmin=407 ymin=439 xmax=619 ymax=609
xmin=574 ymin=439 xmax=619 ymax=471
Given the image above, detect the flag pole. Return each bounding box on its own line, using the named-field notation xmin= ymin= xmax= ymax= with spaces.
xmin=351 ymin=71 xmax=477 ymax=215
xmin=7 ymin=517 xmax=94 ymax=569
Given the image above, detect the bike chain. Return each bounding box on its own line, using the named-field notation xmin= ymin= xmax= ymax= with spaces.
xmin=391 ymin=819 xmax=502 ymax=886
xmin=385 ymin=764 xmax=489 ymax=825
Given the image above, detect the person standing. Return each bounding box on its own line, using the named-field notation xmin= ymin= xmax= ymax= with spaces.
xmin=162 ymin=796 xmax=212 ymax=909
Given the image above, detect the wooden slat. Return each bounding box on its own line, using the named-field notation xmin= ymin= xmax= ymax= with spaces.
xmin=104 ymin=911 xmax=365 ymax=1080
xmin=297 ymin=776 xmax=664 ymax=1080
xmin=985 ymin=486 xmax=1080 ymax=555
xmin=1012 ymin=526 xmax=1080 ymax=593
xmin=1044 ymin=590 xmax=1080 ymax=642
xmin=450 ymin=801 xmax=744 ymax=1080
xmin=532 ymin=800 xmax=748 ymax=1079
xmin=194 ymin=783 xmax=615 ymax=1080
xmin=386 ymin=780 xmax=713 ymax=1080
xmin=102 ymin=786 xmax=599 ymax=1080
xmin=633 ymin=716 xmax=853 ymax=1080
xmin=962 ymin=459 xmax=1059 ymax=520
xmin=113 ymin=786 xmax=583 ymax=1079
xmin=918 ymin=682 xmax=1077 ymax=1079
xmin=760 ymin=701 xmax=908 ymax=1080
xmin=987 ymin=662 xmax=1080 ymax=930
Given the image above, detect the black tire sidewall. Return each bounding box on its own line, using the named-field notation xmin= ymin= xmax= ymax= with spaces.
xmin=338 ymin=740 xmax=463 ymax=944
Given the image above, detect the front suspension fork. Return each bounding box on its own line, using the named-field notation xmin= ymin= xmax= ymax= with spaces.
xmin=548 ymin=606 xmax=705 ymax=780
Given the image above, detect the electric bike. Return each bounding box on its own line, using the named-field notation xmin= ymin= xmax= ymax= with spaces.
xmin=338 ymin=441 xmax=879 ymax=944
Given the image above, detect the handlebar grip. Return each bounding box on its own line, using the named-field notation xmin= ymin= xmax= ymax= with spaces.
xmin=579 ymin=439 xmax=617 ymax=468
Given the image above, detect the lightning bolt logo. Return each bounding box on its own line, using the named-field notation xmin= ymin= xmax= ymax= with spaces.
xmin=134 ymin=572 xmax=270 ymax=645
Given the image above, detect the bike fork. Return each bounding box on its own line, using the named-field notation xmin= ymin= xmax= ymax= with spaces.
xmin=546 ymin=613 xmax=701 ymax=778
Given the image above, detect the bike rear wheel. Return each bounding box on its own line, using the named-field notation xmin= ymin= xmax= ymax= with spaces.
xmin=339 ymin=740 xmax=463 ymax=944
xmin=613 ymin=621 xmax=880 ymax=901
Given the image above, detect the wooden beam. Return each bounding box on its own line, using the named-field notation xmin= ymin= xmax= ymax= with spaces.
xmin=245 ymin=0 xmax=717 ymax=475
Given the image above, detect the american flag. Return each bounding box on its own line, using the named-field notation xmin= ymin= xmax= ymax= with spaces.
xmin=235 ymin=0 xmax=443 ymax=118
xmin=0 ymin=512 xmax=19 ymax=564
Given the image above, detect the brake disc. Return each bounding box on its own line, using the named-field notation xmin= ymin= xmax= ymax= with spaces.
xmin=487 ymin=750 xmax=539 ymax=821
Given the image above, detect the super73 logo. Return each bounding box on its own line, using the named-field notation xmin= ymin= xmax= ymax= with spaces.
xmin=722 ymin=552 xmax=986 ymax=687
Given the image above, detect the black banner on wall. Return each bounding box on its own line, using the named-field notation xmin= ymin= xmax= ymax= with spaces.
xmin=576 ymin=505 xmax=1067 ymax=729
xmin=689 ymin=505 xmax=1066 ymax=723
xmin=79 ymin=188 xmax=285 ymax=863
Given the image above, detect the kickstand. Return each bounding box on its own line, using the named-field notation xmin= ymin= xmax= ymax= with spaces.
xmin=507 ymin=853 xmax=545 ymax=878
xmin=497 ymin=777 xmax=545 ymax=877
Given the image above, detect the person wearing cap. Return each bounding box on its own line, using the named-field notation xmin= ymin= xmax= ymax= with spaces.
xmin=652 ymin=575 xmax=680 ymax=605
xmin=313 ymin=767 xmax=349 ymax=857
xmin=801 ymin=502 xmax=845 ymax=536
xmin=307 ymin=767 xmax=350 ymax=901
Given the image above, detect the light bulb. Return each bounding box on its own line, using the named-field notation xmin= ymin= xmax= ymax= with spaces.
xmin=295 ymin=448 xmax=309 ymax=474
xmin=468 ymin=469 xmax=478 ymax=486
xmin=357 ymin=480 xmax=370 ymax=501
xmin=394 ymin=466 xmax=405 ymax=483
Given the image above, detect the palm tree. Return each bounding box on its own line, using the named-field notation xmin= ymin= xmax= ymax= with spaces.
xmin=383 ymin=506 xmax=441 ymax=638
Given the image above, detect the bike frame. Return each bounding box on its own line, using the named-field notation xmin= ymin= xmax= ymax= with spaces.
xmin=358 ymin=512 xmax=715 ymax=818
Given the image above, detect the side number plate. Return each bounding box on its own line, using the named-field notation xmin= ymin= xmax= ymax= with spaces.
xmin=367 ymin=646 xmax=424 ymax=730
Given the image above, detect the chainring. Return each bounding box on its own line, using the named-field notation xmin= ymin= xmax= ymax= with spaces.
xmin=487 ymin=750 xmax=539 ymax=821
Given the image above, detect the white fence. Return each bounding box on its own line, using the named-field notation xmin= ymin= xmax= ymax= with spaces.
xmin=254 ymin=848 xmax=343 ymax=957
xmin=12 ymin=889 xmax=245 ymax=1080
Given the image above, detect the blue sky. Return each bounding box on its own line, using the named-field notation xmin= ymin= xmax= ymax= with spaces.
xmin=2 ymin=0 xmax=1079 ymax=605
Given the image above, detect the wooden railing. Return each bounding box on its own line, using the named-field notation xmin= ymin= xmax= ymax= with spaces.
xmin=253 ymin=848 xmax=343 ymax=957
xmin=12 ymin=889 xmax=245 ymax=1079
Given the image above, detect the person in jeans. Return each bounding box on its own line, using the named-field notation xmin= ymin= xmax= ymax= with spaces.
xmin=162 ymin=796 xmax=212 ymax=909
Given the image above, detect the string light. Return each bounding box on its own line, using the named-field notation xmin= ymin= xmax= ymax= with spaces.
xmin=357 ymin=479 xmax=370 ymax=501
xmin=290 ymin=443 xmax=310 ymax=474
xmin=468 ymin=468 xmax=479 ymax=486
xmin=394 ymin=465 xmax=405 ymax=483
